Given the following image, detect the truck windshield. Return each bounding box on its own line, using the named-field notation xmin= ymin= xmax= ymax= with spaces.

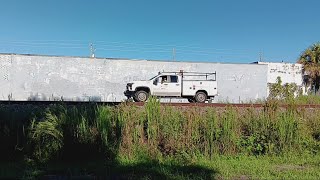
xmin=149 ymin=75 xmax=159 ymax=80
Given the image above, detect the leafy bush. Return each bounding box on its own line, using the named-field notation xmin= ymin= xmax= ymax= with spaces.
xmin=268 ymin=76 xmax=300 ymax=102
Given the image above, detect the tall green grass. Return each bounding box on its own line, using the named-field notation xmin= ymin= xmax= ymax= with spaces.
xmin=1 ymin=99 xmax=320 ymax=164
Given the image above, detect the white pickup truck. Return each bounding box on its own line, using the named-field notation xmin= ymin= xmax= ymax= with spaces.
xmin=124 ymin=71 xmax=218 ymax=103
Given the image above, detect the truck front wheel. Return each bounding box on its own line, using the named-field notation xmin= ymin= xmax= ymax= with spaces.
xmin=134 ymin=90 xmax=149 ymax=102
xmin=195 ymin=92 xmax=207 ymax=103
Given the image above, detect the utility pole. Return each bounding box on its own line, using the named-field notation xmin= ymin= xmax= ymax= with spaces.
xmin=172 ymin=48 xmax=176 ymax=61
xmin=90 ymin=43 xmax=96 ymax=58
xmin=259 ymin=51 xmax=263 ymax=62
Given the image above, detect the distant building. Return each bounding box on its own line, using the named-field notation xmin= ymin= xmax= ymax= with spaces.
xmin=0 ymin=53 xmax=305 ymax=103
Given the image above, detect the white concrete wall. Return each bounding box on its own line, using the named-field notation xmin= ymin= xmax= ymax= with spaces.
xmin=258 ymin=62 xmax=303 ymax=85
xmin=0 ymin=54 xmax=268 ymax=103
xmin=257 ymin=62 xmax=305 ymax=95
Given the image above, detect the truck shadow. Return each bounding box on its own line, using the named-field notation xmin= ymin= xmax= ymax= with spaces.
xmin=107 ymin=161 xmax=217 ymax=180
xmin=40 ymin=160 xmax=217 ymax=180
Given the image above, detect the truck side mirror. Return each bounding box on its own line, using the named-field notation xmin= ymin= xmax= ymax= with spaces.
xmin=153 ymin=79 xmax=158 ymax=85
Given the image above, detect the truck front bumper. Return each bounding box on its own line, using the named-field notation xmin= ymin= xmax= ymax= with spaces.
xmin=124 ymin=90 xmax=134 ymax=98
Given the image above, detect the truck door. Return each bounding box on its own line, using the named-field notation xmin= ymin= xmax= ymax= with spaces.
xmin=166 ymin=75 xmax=181 ymax=96
xmin=152 ymin=77 xmax=163 ymax=96
xmin=153 ymin=75 xmax=181 ymax=96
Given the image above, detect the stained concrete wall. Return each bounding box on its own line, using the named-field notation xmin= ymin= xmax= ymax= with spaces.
xmin=257 ymin=62 xmax=303 ymax=85
xmin=257 ymin=62 xmax=305 ymax=95
xmin=0 ymin=54 xmax=268 ymax=103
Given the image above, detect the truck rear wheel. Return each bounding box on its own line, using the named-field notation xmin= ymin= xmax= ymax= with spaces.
xmin=134 ymin=90 xmax=149 ymax=102
xmin=195 ymin=92 xmax=207 ymax=103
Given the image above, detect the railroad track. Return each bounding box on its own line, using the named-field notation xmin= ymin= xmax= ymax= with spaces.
xmin=0 ymin=100 xmax=121 ymax=106
xmin=1 ymin=100 xmax=320 ymax=108
xmin=131 ymin=102 xmax=320 ymax=108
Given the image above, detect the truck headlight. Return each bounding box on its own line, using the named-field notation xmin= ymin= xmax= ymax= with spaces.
xmin=127 ymin=83 xmax=134 ymax=90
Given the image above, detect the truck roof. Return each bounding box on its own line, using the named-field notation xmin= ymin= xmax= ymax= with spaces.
xmin=160 ymin=71 xmax=216 ymax=76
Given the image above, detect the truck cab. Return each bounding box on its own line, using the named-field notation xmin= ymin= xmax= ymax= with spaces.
xmin=124 ymin=71 xmax=217 ymax=103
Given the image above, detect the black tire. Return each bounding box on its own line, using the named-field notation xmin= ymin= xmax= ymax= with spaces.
xmin=187 ymin=98 xmax=195 ymax=103
xmin=134 ymin=90 xmax=149 ymax=102
xmin=195 ymin=91 xmax=207 ymax=103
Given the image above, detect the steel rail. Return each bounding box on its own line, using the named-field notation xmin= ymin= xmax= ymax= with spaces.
xmin=1 ymin=101 xmax=320 ymax=108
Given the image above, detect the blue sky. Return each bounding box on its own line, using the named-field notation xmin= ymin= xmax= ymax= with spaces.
xmin=0 ymin=0 xmax=319 ymax=63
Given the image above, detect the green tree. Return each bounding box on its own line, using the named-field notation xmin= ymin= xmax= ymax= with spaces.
xmin=298 ymin=43 xmax=320 ymax=93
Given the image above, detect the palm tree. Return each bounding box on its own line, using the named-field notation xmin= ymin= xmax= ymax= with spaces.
xmin=298 ymin=43 xmax=320 ymax=93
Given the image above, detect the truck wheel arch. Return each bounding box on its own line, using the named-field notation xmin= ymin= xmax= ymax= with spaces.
xmin=135 ymin=86 xmax=151 ymax=93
